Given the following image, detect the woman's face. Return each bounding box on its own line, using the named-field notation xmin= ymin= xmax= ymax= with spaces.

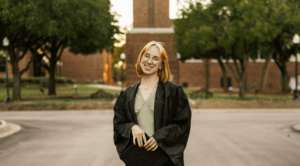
xmin=140 ymin=45 xmax=162 ymax=76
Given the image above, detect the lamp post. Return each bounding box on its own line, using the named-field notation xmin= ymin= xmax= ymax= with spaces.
xmin=177 ymin=52 xmax=181 ymax=85
xmin=293 ymin=34 xmax=300 ymax=101
xmin=3 ymin=37 xmax=11 ymax=103
xmin=120 ymin=53 xmax=126 ymax=91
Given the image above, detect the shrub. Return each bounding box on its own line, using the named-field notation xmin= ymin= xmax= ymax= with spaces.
xmin=55 ymin=77 xmax=68 ymax=84
xmin=32 ymin=77 xmax=43 ymax=83
xmin=22 ymin=77 xmax=35 ymax=83
xmin=4 ymin=78 xmax=13 ymax=87
xmin=96 ymin=80 xmax=105 ymax=84
xmin=86 ymin=79 xmax=90 ymax=84
xmin=0 ymin=77 xmax=6 ymax=83
xmin=246 ymin=84 xmax=257 ymax=93
xmin=67 ymin=79 xmax=76 ymax=84
xmin=40 ymin=78 xmax=49 ymax=86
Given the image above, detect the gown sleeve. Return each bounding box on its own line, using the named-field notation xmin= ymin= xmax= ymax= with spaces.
xmin=152 ymin=86 xmax=192 ymax=165
xmin=113 ymin=90 xmax=137 ymax=155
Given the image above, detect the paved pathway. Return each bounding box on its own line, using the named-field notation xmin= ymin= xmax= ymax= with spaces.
xmin=0 ymin=109 xmax=300 ymax=166
xmin=85 ymin=84 xmax=122 ymax=90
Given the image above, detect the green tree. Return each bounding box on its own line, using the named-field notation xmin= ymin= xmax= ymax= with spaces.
xmin=174 ymin=3 xmax=222 ymax=91
xmin=30 ymin=0 xmax=119 ymax=95
xmin=174 ymin=0 xmax=287 ymax=97
xmin=1 ymin=0 xmax=119 ymax=98
xmin=268 ymin=0 xmax=300 ymax=93
xmin=0 ymin=0 xmax=46 ymax=101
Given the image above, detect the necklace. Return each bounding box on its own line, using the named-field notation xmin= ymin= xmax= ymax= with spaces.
xmin=141 ymin=80 xmax=159 ymax=93
xmin=140 ymin=80 xmax=158 ymax=101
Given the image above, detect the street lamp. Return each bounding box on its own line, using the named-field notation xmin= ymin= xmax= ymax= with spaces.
xmin=120 ymin=53 xmax=126 ymax=91
xmin=293 ymin=34 xmax=300 ymax=101
xmin=177 ymin=52 xmax=181 ymax=85
xmin=3 ymin=37 xmax=11 ymax=103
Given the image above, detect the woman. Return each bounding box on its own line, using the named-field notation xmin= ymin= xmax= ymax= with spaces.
xmin=113 ymin=41 xmax=191 ymax=166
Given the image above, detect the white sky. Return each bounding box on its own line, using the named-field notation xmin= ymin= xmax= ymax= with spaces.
xmin=110 ymin=0 xmax=210 ymax=46
xmin=110 ymin=0 xmax=207 ymax=29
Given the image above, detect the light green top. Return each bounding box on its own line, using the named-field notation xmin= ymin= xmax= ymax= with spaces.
xmin=135 ymin=82 xmax=158 ymax=136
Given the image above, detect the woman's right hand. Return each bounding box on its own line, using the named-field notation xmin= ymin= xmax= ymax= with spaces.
xmin=131 ymin=125 xmax=147 ymax=148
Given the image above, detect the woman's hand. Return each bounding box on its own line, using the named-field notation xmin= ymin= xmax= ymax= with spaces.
xmin=144 ymin=137 xmax=158 ymax=151
xmin=131 ymin=125 xmax=147 ymax=148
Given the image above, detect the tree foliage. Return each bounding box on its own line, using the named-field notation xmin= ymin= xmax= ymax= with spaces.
xmin=1 ymin=0 xmax=119 ymax=98
xmin=174 ymin=0 xmax=300 ymax=96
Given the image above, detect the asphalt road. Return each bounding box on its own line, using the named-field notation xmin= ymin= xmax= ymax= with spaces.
xmin=0 ymin=109 xmax=300 ymax=166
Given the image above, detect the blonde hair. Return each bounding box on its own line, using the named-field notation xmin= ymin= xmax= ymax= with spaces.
xmin=136 ymin=41 xmax=170 ymax=82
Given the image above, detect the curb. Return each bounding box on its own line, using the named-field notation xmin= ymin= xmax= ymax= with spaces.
xmin=0 ymin=120 xmax=8 ymax=132
xmin=0 ymin=120 xmax=22 ymax=139
xmin=1 ymin=101 xmax=300 ymax=111
xmin=291 ymin=124 xmax=300 ymax=133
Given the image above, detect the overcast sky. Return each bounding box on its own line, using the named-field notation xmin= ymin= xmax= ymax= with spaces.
xmin=110 ymin=0 xmax=210 ymax=46
xmin=110 ymin=0 xmax=180 ymax=29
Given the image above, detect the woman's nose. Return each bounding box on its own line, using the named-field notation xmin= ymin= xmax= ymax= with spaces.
xmin=146 ymin=58 xmax=153 ymax=64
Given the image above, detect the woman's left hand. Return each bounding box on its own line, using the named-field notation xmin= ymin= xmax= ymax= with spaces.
xmin=144 ymin=137 xmax=159 ymax=151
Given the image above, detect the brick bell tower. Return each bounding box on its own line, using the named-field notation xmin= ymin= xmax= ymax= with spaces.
xmin=125 ymin=0 xmax=178 ymax=85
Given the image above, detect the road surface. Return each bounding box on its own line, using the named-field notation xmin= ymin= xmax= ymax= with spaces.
xmin=0 ymin=109 xmax=300 ymax=166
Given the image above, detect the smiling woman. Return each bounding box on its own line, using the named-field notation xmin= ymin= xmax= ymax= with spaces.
xmin=113 ymin=41 xmax=191 ymax=166
xmin=136 ymin=41 xmax=170 ymax=82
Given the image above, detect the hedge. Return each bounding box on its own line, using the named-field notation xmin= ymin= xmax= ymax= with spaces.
xmin=0 ymin=77 xmax=77 ymax=85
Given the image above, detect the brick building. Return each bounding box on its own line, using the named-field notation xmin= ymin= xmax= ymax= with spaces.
xmin=126 ymin=0 xmax=300 ymax=92
xmin=0 ymin=49 xmax=113 ymax=84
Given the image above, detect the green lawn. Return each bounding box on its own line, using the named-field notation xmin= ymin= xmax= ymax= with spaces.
xmin=0 ymin=84 xmax=120 ymax=104
xmin=192 ymin=94 xmax=293 ymax=102
xmin=184 ymin=88 xmax=293 ymax=102
xmin=0 ymin=84 xmax=293 ymax=103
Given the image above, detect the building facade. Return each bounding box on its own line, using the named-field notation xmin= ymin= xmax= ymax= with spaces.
xmin=0 ymin=49 xmax=113 ymax=84
xmin=125 ymin=0 xmax=300 ymax=92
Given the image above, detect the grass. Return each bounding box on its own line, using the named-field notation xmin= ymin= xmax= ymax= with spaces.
xmin=183 ymin=88 xmax=293 ymax=102
xmin=192 ymin=94 xmax=293 ymax=102
xmin=0 ymin=84 xmax=294 ymax=104
xmin=0 ymin=84 xmax=120 ymax=104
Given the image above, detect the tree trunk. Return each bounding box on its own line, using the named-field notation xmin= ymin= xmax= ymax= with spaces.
xmin=9 ymin=48 xmax=22 ymax=101
xmin=205 ymin=58 xmax=210 ymax=90
xmin=12 ymin=62 xmax=21 ymax=101
xmin=217 ymin=58 xmax=228 ymax=92
xmin=274 ymin=55 xmax=290 ymax=93
xmin=239 ymin=67 xmax=246 ymax=97
xmin=48 ymin=61 xmax=56 ymax=95
xmin=259 ymin=49 xmax=273 ymax=92
xmin=244 ymin=69 xmax=248 ymax=92
xmin=281 ymin=62 xmax=290 ymax=93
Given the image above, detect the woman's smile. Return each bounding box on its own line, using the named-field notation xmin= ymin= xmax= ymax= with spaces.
xmin=144 ymin=64 xmax=153 ymax=69
xmin=140 ymin=45 xmax=161 ymax=75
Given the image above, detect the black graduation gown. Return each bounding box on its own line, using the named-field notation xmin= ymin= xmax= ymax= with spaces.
xmin=113 ymin=80 xmax=192 ymax=166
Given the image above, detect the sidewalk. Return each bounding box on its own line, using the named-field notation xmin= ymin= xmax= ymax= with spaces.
xmin=0 ymin=120 xmax=21 ymax=139
xmin=292 ymin=124 xmax=300 ymax=133
xmin=85 ymin=84 xmax=122 ymax=91
xmin=1 ymin=100 xmax=300 ymax=111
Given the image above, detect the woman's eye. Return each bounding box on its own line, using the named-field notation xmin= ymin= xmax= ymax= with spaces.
xmin=154 ymin=57 xmax=159 ymax=61
xmin=144 ymin=54 xmax=149 ymax=57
